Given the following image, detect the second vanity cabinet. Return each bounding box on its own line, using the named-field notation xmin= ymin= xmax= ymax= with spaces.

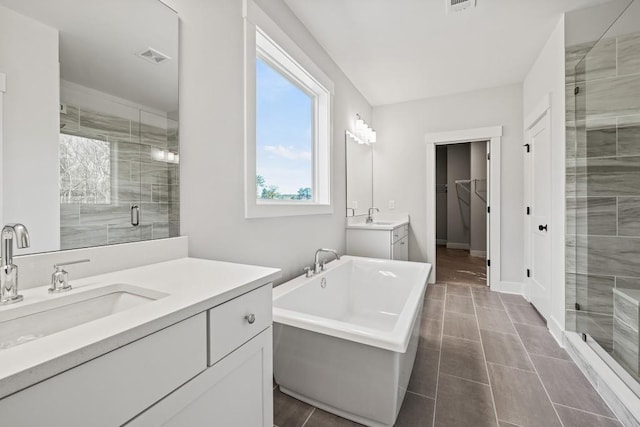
xmin=347 ymin=223 xmax=409 ymax=261
xmin=0 ymin=283 xmax=273 ymax=427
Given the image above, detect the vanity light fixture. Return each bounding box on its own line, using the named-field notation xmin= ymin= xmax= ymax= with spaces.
xmin=347 ymin=115 xmax=376 ymax=145
xmin=152 ymin=148 xmax=180 ymax=164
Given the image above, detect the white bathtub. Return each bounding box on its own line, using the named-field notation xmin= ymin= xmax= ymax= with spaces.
xmin=273 ymin=256 xmax=431 ymax=427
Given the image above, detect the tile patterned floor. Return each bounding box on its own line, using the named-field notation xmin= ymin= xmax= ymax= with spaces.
xmin=273 ymin=283 xmax=624 ymax=427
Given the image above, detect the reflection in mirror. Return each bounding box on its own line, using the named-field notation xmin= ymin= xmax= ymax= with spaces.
xmin=345 ymin=131 xmax=373 ymax=217
xmin=0 ymin=0 xmax=179 ymax=255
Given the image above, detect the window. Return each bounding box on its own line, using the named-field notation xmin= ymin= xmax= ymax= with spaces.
xmin=59 ymin=134 xmax=111 ymax=204
xmin=244 ymin=4 xmax=334 ymax=218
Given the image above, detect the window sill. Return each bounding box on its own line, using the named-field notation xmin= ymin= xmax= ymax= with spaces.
xmin=245 ymin=201 xmax=333 ymax=219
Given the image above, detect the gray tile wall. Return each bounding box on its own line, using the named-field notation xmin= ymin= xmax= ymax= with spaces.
xmin=60 ymin=105 xmax=179 ymax=250
xmin=566 ymin=32 xmax=640 ymax=369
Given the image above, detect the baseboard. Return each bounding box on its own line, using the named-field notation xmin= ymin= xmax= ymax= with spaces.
xmin=469 ymin=250 xmax=486 ymax=257
xmin=564 ymin=332 xmax=640 ymax=426
xmin=547 ymin=315 xmax=564 ymax=347
xmin=491 ymin=281 xmax=523 ymax=294
xmin=446 ymin=242 xmax=470 ymax=250
xmin=436 ymin=239 xmax=447 ymax=245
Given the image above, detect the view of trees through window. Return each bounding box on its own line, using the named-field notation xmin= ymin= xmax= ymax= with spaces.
xmin=255 ymin=57 xmax=313 ymax=201
xmin=59 ymin=134 xmax=111 ymax=204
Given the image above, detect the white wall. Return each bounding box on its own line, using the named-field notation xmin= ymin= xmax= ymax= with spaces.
xmin=435 ymin=146 xmax=447 ymax=242
xmin=446 ymin=144 xmax=470 ymax=247
xmin=373 ymin=83 xmax=524 ymax=284
xmin=0 ymin=6 xmax=59 ymax=254
xmin=523 ymin=16 xmax=566 ymax=340
xmin=470 ymin=141 xmax=487 ymax=255
xmin=171 ymin=0 xmax=371 ymax=284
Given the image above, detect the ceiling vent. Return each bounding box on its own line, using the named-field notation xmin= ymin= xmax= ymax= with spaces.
xmin=136 ymin=47 xmax=171 ymax=65
xmin=446 ymin=0 xmax=476 ymax=14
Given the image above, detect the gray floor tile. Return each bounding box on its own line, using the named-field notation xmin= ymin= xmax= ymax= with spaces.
xmin=440 ymin=336 xmax=489 ymax=384
xmin=554 ymin=404 xmax=622 ymax=427
xmin=498 ymin=422 xmax=519 ymax=427
xmin=514 ymin=323 xmax=571 ymax=360
xmin=476 ymin=306 xmax=517 ymax=334
xmin=395 ymin=392 xmax=435 ymax=427
xmin=530 ymin=354 xmax=615 ymax=418
xmin=473 ymin=290 xmax=505 ymax=310
xmin=424 ymin=298 xmax=445 ymax=320
xmin=445 ymin=294 xmax=475 ymax=315
xmin=446 ymin=284 xmax=473 ymax=297
xmin=434 ymin=374 xmax=497 ymax=427
xmin=443 ymin=311 xmax=480 ymax=342
xmin=488 ymin=362 xmax=562 ymax=427
xmin=426 ymin=284 xmax=445 ymax=300
xmin=480 ymin=329 xmax=533 ymax=371
xmin=504 ymin=303 xmax=546 ymax=327
xmin=407 ymin=344 xmax=440 ymax=398
xmin=499 ymin=294 xmax=530 ymax=306
xmin=419 ymin=315 xmax=442 ymax=350
xmin=274 ymin=388 xmax=314 ymax=427
xmin=303 ymin=408 xmax=363 ymax=427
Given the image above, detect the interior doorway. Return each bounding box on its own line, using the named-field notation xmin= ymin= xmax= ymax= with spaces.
xmin=425 ymin=126 xmax=502 ymax=289
xmin=435 ymin=141 xmax=488 ymax=286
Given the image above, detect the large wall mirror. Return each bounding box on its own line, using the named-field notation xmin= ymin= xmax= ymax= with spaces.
xmin=345 ymin=132 xmax=373 ymax=216
xmin=0 ymin=0 xmax=179 ymax=255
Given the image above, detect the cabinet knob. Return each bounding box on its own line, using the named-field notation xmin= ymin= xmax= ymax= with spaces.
xmin=245 ymin=313 xmax=256 ymax=324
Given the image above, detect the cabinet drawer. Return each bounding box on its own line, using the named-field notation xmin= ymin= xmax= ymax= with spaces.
xmin=208 ymin=284 xmax=272 ymax=365
xmin=0 ymin=313 xmax=207 ymax=427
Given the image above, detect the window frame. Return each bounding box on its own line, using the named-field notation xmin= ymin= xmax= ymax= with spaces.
xmin=244 ymin=0 xmax=334 ymax=218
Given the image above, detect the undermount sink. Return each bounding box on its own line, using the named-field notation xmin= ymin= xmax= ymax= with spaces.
xmin=0 ymin=284 xmax=168 ymax=350
xmin=373 ymin=221 xmax=393 ymax=225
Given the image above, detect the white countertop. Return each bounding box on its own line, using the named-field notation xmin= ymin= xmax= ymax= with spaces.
xmin=0 ymin=257 xmax=281 ymax=399
xmin=346 ymin=214 xmax=409 ymax=231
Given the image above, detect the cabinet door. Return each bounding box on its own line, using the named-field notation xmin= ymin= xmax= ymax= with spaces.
xmin=127 ymin=327 xmax=273 ymax=427
xmin=392 ymin=237 xmax=409 ymax=261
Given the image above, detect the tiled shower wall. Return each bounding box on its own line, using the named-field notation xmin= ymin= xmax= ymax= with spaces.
xmin=565 ymin=32 xmax=640 ymax=355
xmin=60 ymin=103 xmax=179 ymax=250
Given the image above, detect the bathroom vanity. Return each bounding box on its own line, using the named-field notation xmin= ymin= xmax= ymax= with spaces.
xmin=0 ymin=257 xmax=280 ymax=426
xmin=346 ymin=216 xmax=410 ymax=261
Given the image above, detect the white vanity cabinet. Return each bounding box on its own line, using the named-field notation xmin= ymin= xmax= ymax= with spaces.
xmin=128 ymin=283 xmax=273 ymax=427
xmin=347 ymin=223 xmax=409 ymax=261
xmin=0 ymin=283 xmax=274 ymax=427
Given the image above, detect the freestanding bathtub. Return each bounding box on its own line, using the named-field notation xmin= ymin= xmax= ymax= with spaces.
xmin=273 ymin=256 xmax=431 ymax=427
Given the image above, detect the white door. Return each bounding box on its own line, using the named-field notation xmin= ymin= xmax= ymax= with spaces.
xmin=524 ymin=111 xmax=552 ymax=320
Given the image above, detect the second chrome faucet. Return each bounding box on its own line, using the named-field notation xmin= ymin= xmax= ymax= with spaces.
xmin=305 ymin=248 xmax=340 ymax=277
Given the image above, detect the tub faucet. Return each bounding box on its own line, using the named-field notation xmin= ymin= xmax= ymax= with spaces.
xmin=1 ymin=223 xmax=30 ymax=305
xmin=366 ymin=207 xmax=379 ymax=224
xmin=314 ymin=248 xmax=340 ymax=274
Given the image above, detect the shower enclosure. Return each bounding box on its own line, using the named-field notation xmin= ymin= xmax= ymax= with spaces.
xmin=566 ymin=0 xmax=640 ymax=398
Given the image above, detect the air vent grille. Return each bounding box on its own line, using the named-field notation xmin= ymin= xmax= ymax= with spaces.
xmin=446 ymin=0 xmax=476 ymax=14
xmin=136 ymin=47 xmax=171 ymax=65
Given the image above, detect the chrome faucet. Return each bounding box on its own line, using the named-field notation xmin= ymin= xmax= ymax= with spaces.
xmin=314 ymin=248 xmax=341 ymax=274
xmin=366 ymin=207 xmax=379 ymax=224
xmin=1 ymin=223 xmax=30 ymax=305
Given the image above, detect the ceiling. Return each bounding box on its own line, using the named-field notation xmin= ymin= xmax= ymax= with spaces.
xmin=284 ymin=0 xmax=613 ymax=106
xmin=0 ymin=0 xmax=178 ymax=113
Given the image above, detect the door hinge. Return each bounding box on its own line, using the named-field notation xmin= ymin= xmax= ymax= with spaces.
xmin=487 ymin=153 xmax=491 ymax=160
xmin=487 ymin=259 xmax=491 ymax=267
xmin=574 ymin=86 xmax=580 ymax=95
xmin=487 ymin=206 xmax=490 ymax=214
xmin=575 ymin=302 xmax=581 ymax=311
xmin=581 ymin=332 xmax=587 ymax=342
xmin=526 ymin=269 xmax=531 ymax=278
xmin=526 ymin=206 xmax=531 ymax=215
xmin=524 ymin=143 xmax=530 ymax=153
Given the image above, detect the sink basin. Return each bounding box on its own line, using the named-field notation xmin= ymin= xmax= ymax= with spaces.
xmin=0 ymin=284 xmax=168 ymax=350
xmin=373 ymin=221 xmax=393 ymax=225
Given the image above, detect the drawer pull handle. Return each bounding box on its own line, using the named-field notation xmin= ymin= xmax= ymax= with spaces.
xmin=245 ymin=313 xmax=256 ymax=324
